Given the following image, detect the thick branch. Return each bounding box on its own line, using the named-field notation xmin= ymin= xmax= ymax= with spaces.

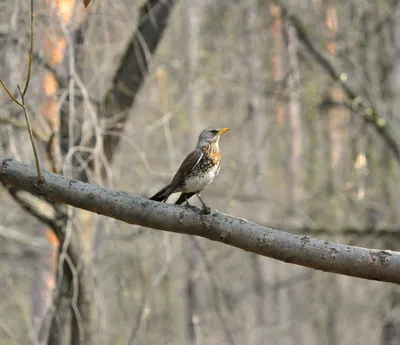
xmin=1 ymin=156 xmax=400 ymax=284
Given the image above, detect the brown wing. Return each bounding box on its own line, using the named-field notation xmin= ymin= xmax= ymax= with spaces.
xmin=150 ymin=148 xmax=203 ymax=202
xmin=169 ymin=148 xmax=203 ymax=189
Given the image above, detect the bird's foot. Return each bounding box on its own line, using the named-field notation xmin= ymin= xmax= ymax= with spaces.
xmin=202 ymin=205 xmax=211 ymax=215
xmin=185 ymin=203 xmax=199 ymax=212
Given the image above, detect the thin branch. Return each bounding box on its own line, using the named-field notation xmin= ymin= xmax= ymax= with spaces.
xmin=279 ymin=2 xmax=400 ymax=162
xmin=2 ymin=156 xmax=400 ymax=285
xmin=17 ymin=85 xmax=44 ymax=183
xmin=0 ymin=80 xmax=23 ymax=107
xmin=0 ymin=1 xmax=44 ymax=184
xmin=22 ymin=0 xmax=34 ymax=97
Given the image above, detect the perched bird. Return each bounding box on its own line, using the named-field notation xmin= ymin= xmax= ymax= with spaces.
xmin=150 ymin=127 xmax=230 ymax=213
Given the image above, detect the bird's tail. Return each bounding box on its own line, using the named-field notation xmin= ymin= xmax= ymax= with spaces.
xmin=150 ymin=185 xmax=172 ymax=202
xmin=175 ymin=192 xmax=195 ymax=205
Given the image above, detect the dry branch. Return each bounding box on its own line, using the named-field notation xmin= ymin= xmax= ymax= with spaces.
xmin=279 ymin=2 xmax=400 ymax=162
xmin=1 ymin=156 xmax=400 ymax=285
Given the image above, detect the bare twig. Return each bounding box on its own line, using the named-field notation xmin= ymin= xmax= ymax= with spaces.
xmin=22 ymin=0 xmax=34 ymax=97
xmin=17 ymin=85 xmax=44 ymax=183
xmin=0 ymin=0 xmax=44 ymax=184
xmin=0 ymin=80 xmax=23 ymax=107
xmin=278 ymin=1 xmax=400 ymax=162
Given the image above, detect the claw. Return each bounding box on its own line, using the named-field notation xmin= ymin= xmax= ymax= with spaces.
xmin=202 ymin=205 xmax=211 ymax=215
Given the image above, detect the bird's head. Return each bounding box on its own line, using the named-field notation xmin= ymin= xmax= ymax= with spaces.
xmin=197 ymin=127 xmax=230 ymax=147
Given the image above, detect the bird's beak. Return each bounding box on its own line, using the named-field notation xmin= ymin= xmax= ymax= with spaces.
xmin=218 ymin=128 xmax=230 ymax=135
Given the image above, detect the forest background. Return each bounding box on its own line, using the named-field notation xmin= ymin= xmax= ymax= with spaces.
xmin=1 ymin=0 xmax=400 ymax=344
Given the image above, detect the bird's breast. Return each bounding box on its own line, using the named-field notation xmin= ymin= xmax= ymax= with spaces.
xmin=183 ymin=167 xmax=219 ymax=193
xmin=183 ymin=145 xmax=221 ymax=193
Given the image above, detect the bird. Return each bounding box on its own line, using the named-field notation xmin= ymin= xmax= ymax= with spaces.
xmin=150 ymin=127 xmax=230 ymax=214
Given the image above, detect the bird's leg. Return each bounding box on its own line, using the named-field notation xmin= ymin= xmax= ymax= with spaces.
xmin=184 ymin=194 xmax=191 ymax=206
xmin=183 ymin=194 xmax=198 ymax=211
xmin=197 ymin=193 xmax=211 ymax=215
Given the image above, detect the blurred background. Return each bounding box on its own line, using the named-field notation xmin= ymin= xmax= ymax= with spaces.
xmin=1 ymin=0 xmax=400 ymax=344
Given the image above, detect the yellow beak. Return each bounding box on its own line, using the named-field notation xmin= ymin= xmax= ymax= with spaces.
xmin=218 ymin=128 xmax=230 ymax=135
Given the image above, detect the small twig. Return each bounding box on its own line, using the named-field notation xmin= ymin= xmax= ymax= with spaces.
xmin=17 ymin=85 xmax=44 ymax=184
xmin=0 ymin=80 xmax=23 ymax=107
xmin=0 ymin=0 xmax=44 ymax=185
xmin=278 ymin=1 xmax=400 ymax=162
xmin=22 ymin=0 xmax=34 ymax=97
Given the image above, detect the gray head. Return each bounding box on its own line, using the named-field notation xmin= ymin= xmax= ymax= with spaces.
xmin=196 ymin=127 xmax=230 ymax=147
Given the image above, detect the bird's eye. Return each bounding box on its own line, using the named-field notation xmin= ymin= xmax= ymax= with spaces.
xmin=211 ymin=130 xmax=218 ymax=134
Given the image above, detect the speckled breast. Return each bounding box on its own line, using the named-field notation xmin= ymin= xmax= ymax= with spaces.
xmin=183 ymin=145 xmax=221 ymax=192
xmin=187 ymin=146 xmax=221 ymax=178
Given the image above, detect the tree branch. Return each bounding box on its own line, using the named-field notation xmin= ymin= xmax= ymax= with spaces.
xmin=102 ymin=0 xmax=176 ymax=161
xmin=279 ymin=2 xmax=400 ymax=162
xmin=1 ymin=156 xmax=400 ymax=284
xmin=5 ymin=186 xmax=58 ymax=230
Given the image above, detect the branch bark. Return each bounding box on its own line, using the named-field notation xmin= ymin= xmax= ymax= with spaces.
xmin=1 ymin=156 xmax=400 ymax=285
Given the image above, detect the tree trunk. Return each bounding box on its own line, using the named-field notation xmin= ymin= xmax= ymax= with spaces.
xmin=382 ymin=9 xmax=400 ymax=345
xmin=23 ymin=1 xmax=178 ymax=344
xmin=184 ymin=3 xmax=206 ymax=343
xmin=285 ymin=19 xmax=305 ymax=217
xmin=245 ymin=0 xmax=268 ymax=193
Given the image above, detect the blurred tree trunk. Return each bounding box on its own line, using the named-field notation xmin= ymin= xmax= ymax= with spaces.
xmin=14 ymin=1 xmax=178 ymax=345
xmin=270 ymin=3 xmax=285 ymax=127
xmin=31 ymin=229 xmax=59 ymax=345
xmin=246 ymin=2 xmax=269 ymax=344
xmin=326 ymin=6 xmax=347 ymax=190
xmin=185 ymin=0 xmax=202 ymax=133
xmin=250 ymin=254 xmax=266 ymax=344
xmin=32 ymin=1 xmax=76 ymax=344
xmin=184 ymin=3 xmax=206 ymax=343
xmin=284 ymin=19 xmax=304 ymax=217
xmin=382 ymin=9 xmax=400 ymax=345
xmin=270 ymin=3 xmax=295 ymax=214
xmin=185 ymin=239 xmax=205 ymax=344
xmin=268 ymin=6 xmax=285 ymax=329
xmin=382 ymin=290 xmax=400 ymax=345
xmin=323 ymin=4 xmax=350 ymax=227
xmin=245 ymin=0 xmax=268 ymax=193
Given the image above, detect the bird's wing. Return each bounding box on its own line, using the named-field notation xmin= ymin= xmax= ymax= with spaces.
xmin=169 ymin=148 xmax=203 ymax=188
